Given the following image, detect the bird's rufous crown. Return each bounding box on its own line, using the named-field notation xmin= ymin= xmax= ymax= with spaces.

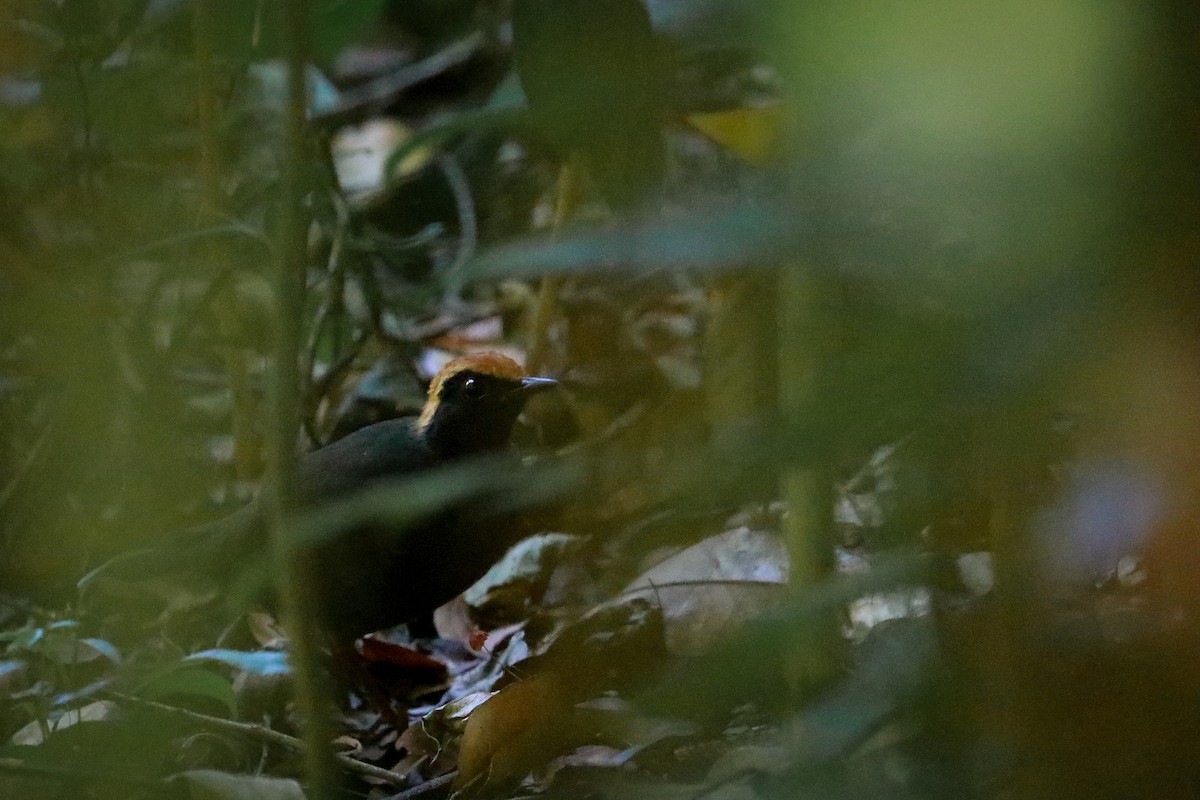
xmin=418 ymin=352 xmax=527 ymax=428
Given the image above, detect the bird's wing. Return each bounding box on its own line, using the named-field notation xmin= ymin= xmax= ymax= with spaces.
xmin=295 ymin=417 xmax=435 ymax=502
xmin=82 ymin=419 xmax=433 ymax=592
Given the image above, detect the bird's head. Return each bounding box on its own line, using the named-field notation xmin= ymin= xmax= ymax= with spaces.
xmin=417 ymin=352 xmax=557 ymax=456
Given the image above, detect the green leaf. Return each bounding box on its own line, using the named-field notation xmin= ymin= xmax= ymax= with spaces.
xmin=136 ymin=666 xmax=237 ymax=716
xmin=33 ymin=628 xmax=121 ymax=666
xmin=24 ymin=717 xmax=186 ymax=781
xmin=79 ymin=638 xmax=122 ymax=663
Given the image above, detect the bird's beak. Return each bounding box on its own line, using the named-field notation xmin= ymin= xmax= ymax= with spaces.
xmin=519 ymin=376 xmax=558 ymax=394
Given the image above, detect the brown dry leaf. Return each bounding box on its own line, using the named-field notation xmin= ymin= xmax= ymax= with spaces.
xmin=533 ymin=744 xmax=629 ymax=790
xmin=394 ymin=690 xmax=494 ymax=775
xmin=332 ymin=735 xmax=362 ymax=754
xmin=432 ymin=595 xmax=479 ymax=646
xmin=623 ymin=527 xmax=789 ymax=654
xmin=358 ymin=635 xmax=448 ymax=685
xmin=464 ymin=533 xmax=578 ymax=624
xmin=454 ymin=673 xmax=573 ymax=794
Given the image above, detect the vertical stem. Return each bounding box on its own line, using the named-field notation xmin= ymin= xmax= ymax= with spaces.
xmin=193 ymin=0 xmax=220 ymax=214
xmin=705 ymin=272 xmax=778 ymax=435
xmin=778 ymin=260 xmax=841 ymax=692
xmin=272 ymin=3 xmax=337 ymax=798
xmin=526 ymin=160 xmax=581 ymax=374
xmin=194 ymin=0 xmax=259 ymax=486
xmin=70 ymin=59 xmax=95 ymax=197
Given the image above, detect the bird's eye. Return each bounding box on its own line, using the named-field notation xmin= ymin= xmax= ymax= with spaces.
xmin=462 ymin=377 xmax=485 ymax=400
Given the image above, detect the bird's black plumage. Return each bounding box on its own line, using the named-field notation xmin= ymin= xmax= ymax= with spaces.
xmin=88 ymin=353 xmax=557 ymax=644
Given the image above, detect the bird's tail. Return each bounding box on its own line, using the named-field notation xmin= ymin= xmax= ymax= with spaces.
xmin=77 ymin=503 xmax=263 ymax=592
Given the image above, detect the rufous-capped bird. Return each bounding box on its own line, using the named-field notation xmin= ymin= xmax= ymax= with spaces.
xmin=86 ymin=352 xmax=558 ymax=644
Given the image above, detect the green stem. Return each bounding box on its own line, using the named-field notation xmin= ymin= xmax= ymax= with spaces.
xmin=778 ymin=260 xmax=841 ymax=693
xmin=271 ymin=2 xmax=338 ymax=799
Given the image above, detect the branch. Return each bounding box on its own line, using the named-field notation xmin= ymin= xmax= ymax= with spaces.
xmin=105 ymin=693 xmax=409 ymax=787
xmin=312 ymin=33 xmax=485 ymax=126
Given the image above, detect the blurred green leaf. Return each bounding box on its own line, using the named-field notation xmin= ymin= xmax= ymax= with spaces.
xmin=467 ymin=203 xmax=792 ymax=281
xmin=3 ymin=623 xmax=44 ymax=650
xmin=78 ymin=638 xmax=122 ymax=663
xmin=9 ymin=701 xmax=118 ymax=746
xmin=309 ymin=0 xmax=389 ymax=62
xmin=40 ymin=634 xmax=116 ymax=666
xmin=647 ymin=0 xmax=772 ymax=50
xmin=290 ymin=451 xmax=581 ymax=549
xmin=207 ymin=0 xmax=388 ymax=62
xmin=512 ymin=0 xmax=665 ymax=204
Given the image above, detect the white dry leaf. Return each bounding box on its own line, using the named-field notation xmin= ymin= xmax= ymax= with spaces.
xmin=331 ymin=119 xmax=431 ymax=206
xmin=10 ymin=700 xmax=118 ymax=745
xmin=623 ymin=527 xmax=789 ymax=655
xmin=956 ymin=551 xmax=995 ymax=596
xmin=846 ymin=590 xmax=932 ymax=641
xmin=174 ymin=770 xmax=305 ymax=800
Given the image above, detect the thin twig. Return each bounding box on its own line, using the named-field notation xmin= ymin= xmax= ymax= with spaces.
xmin=380 ymin=770 xmax=456 ymax=800
xmin=399 ymin=305 xmax=499 ymax=342
xmin=69 ymin=58 xmax=95 ymax=196
xmin=437 ymin=153 xmax=477 ymax=281
xmin=0 ymin=757 xmax=161 ymax=789
xmin=0 ymin=424 xmax=49 ymax=513
xmin=527 ymin=162 xmax=582 ymax=373
xmin=312 ymin=33 xmax=484 ymax=126
xmin=104 ymin=693 xmax=409 ymax=786
xmin=303 ymin=327 xmax=369 ymax=447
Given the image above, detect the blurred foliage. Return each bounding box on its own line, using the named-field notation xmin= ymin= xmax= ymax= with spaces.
xmin=2 ymin=0 xmax=1199 ymax=798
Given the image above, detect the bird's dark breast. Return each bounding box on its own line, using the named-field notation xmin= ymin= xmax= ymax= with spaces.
xmin=305 ymin=504 xmax=521 ymax=640
xmin=291 ymin=417 xmax=523 ymax=640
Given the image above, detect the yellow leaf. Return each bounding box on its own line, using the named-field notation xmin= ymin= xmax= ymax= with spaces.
xmin=685 ymin=104 xmax=785 ymax=166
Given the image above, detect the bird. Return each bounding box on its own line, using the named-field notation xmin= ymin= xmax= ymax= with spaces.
xmin=85 ymin=352 xmax=558 ymax=646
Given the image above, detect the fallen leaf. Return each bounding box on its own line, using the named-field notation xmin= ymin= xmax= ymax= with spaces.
xmin=394 ymin=691 xmax=494 ymax=775
xmin=10 ymin=701 xmax=117 ymax=745
xmin=454 ymin=673 xmax=571 ymax=794
xmin=357 ymin=635 xmax=448 ymax=684
xmin=623 ymin=527 xmax=789 ymax=654
xmin=432 ymin=595 xmax=479 ymax=646
xmin=173 ymin=769 xmax=305 ymax=800
xmin=332 ymin=119 xmax=431 ymax=206
xmin=246 ymin=612 xmax=287 ymax=649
